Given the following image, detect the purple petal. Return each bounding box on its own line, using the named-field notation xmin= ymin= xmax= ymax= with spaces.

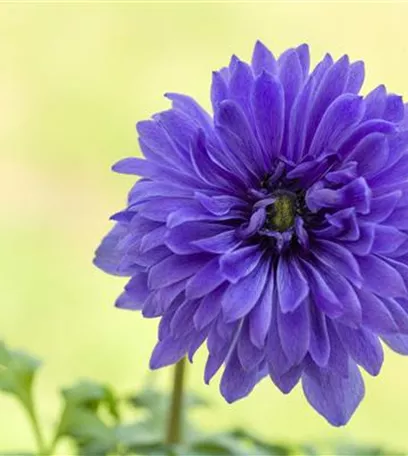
xmin=251 ymin=40 xmax=277 ymax=76
xmin=358 ymin=287 xmax=399 ymax=334
xmin=270 ymin=362 xmax=304 ymax=394
xmin=165 ymin=222 xmax=225 ymax=255
xmin=384 ymin=94 xmax=404 ymax=122
xmin=115 ymin=290 xmax=144 ymax=311
xmin=363 ymin=191 xmax=401 ymax=224
xmin=251 ymin=71 xmax=284 ymax=165
xmin=308 ymin=301 xmax=331 ymax=367
xmin=326 ymin=321 xmax=349 ymax=378
xmin=170 ymin=300 xmax=200 ymax=337
xmin=302 ymin=360 xmax=365 ymax=426
xmin=249 ymin=264 xmax=274 ymax=348
xmin=136 ymin=120 xmax=185 ymax=165
xmin=300 ymin=261 xmax=343 ymax=318
xmin=150 ymin=335 xmax=192 ymax=369
xmin=357 ymin=255 xmax=407 ymax=298
xmin=308 ymin=94 xmax=365 ymax=158
xmin=305 ymin=55 xmax=351 ymax=149
xmin=211 ymin=71 xmax=228 ymax=110
xmin=315 ymin=265 xmax=362 ymax=327
xmin=345 ymin=61 xmax=365 ymax=94
xmin=220 ymin=350 xmax=262 ymax=403
xmin=229 ymin=60 xmax=254 ymax=119
xmin=164 ymin=92 xmax=213 ymax=134
xmin=337 ymin=119 xmax=396 ymax=161
xmin=120 ymin=273 xmax=150 ymax=308
xmin=277 ymin=255 xmax=309 ymax=312
xmin=94 ymin=224 xmax=129 ymax=276
xmin=312 ymin=239 xmax=363 ymax=287
xmin=296 ymin=44 xmax=310 ymax=78
xmin=148 ymin=254 xmax=211 ymax=290
xmin=193 ymin=284 xmax=225 ymax=330
xmin=277 ymin=302 xmax=310 ymax=364
xmin=220 ymin=245 xmax=263 ymax=283
xmin=222 ymin=259 xmax=269 ymax=322
xmin=185 ymin=257 xmax=225 ymax=300
xmin=382 ymin=334 xmax=408 ymax=355
xmin=167 ymin=205 xmax=245 ymax=228
xmin=237 ymin=321 xmax=264 ymax=371
xmin=216 ymin=100 xmax=264 ymax=178
xmin=335 ymin=324 xmax=383 ymax=376
xmin=266 ymin=299 xmax=292 ymax=379
xmin=140 ymin=226 xmax=167 ymax=253
xmin=341 ymin=223 xmax=375 ymax=256
xmin=278 ymin=49 xmax=303 ymax=152
xmin=192 ymin=230 xmax=241 ymax=254
xmin=349 ymin=133 xmax=389 ymax=177
xmin=371 ymin=225 xmax=408 ymax=255
xmin=195 ymin=192 xmax=244 ymax=215
xmin=363 ymin=85 xmax=386 ymax=120
xmin=286 ymin=75 xmax=316 ymax=162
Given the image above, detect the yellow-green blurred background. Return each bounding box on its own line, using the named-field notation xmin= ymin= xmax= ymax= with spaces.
xmin=1 ymin=1 xmax=408 ymax=453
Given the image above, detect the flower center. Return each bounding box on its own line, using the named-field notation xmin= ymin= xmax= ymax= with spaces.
xmin=265 ymin=192 xmax=296 ymax=232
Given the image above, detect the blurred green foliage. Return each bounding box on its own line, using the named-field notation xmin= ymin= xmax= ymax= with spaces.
xmin=0 ymin=341 xmax=404 ymax=456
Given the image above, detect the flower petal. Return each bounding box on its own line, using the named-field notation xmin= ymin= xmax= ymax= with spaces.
xmin=335 ymin=324 xmax=384 ymax=376
xmin=277 ymin=255 xmax=309 ymax=312
xmin=220 ymin=245 xmax=263 ymax=283
xmin=251 ymin=40 xmax=277 ymax=75
xmin=222 ymin=259 xmax=269 ymax=322
xmin=277 ymin=302 xmax=310 ymax=365
xmin=302 ymin=360 xmax=365 ymax=426
xmin=357 ymin=255 xmax=407 ymax=298
xmin=251 ymin=71 xmax=284 ymax=165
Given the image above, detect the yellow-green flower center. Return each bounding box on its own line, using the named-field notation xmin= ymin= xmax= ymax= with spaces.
xmin=267 ymin=194 xmax=296 ymax=232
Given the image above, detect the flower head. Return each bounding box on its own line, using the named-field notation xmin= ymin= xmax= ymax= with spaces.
xmin=95 ymin=41 xmax=408 ymax=426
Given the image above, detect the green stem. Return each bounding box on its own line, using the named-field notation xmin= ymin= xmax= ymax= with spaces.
xmin=25 ymin=398 xmax=47 ymax=455
xmin=165 ymin=358 xmax=186 ymax=446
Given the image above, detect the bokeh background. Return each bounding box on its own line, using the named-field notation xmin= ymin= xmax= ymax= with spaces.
xmin=1 ymin=1 xmax=408 ymax=453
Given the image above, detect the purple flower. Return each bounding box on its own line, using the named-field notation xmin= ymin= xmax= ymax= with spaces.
xmin=95 ymin=41 xmax=408 ymax=426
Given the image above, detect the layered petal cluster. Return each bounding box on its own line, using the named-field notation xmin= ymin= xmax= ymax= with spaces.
xmin=95 ymin=42 xmax=408 ymax=425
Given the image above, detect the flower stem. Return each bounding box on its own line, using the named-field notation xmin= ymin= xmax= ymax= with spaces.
xmin=25 ymin=399 xmax=47 ymax=455
xmin=165 ymin=357 xmax=186 ymax=446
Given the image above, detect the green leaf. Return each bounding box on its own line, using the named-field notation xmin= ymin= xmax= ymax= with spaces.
xmin=299 ymin=444 xmax=319 ymax=456
xmin=115 ymin=421 xmax=162 ymax=448
xmin=125 ymin=444 xmax=169 ymax=456
xmin=190 ymin=435 xmax=250 ymax=456
xmin=0 ymin=342 xmax=41 ymax=406
xmin=62 ymin=380 xmax=120 ymax=420
xmin=228 ymin=429 xmax=291 ymax=455
xmin=58 ymin=406 xmax=117 ymax=452
xmin=0 ymin=341 xmax=10 ymax=368
xmin=184 ymin=392 xmax=210 ymax=409
xmin=128 ymin=387 xmax=168 ymax=420
xmin=333 ymin=444 xmax=404 ymax=456
xmin=52 ymin=380 xmax=120 ymax=454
